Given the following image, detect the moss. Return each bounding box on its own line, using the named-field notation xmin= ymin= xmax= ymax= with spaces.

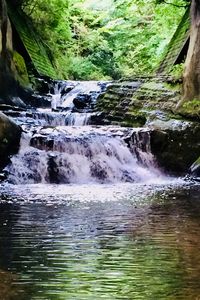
xmin=7 ymin=5 xmax=58 ymax=79
xmin=183 ymin=99 xmax=200 ymax=112
xmin=168 ymin=63 xmax=184 ymax=81
xmin=141 ymin=81 xmax=166 ymax=91
xmin=96 ymin=79 xmax=196 ymax=126
xmin=123 ymin=111 xmax=146 ymax=127
xmin=163 ymin=82 xmax=181 ymax=92
xmin=177 ymin=99 xmax=200 ymax=120
xmin=157 ymin=8 xmax=190 ymax=74
xmin=12 ymin=51 xmax=30 ymax=87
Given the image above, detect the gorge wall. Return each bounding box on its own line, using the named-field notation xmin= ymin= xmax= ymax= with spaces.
xmin=95 ymin=78 xmax=200 ymax=175
xmin=0 ymin=0 xmax=29 ymax=105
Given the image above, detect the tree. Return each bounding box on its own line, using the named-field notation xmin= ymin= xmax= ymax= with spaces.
xmin=180 ymin=0 xmax=200 ymax=106
xmin=14 ymin=0 xmax=185 ymax=80
xmin=156 ymin=0 xmax=200 ymax=108
xmin=0 ymin=0 xmax=8 ymax=60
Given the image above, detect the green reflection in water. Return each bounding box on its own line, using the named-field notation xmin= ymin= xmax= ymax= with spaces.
xmin=0 ymin=184 xmax=199 ymax=300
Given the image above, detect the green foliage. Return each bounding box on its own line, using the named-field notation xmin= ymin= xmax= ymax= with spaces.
xmin=182 ymin=99 xmax=200 ymax=112
xmin=169 ymin=63 xmax=184 ymax=80
xmin=19 ymin=0 xmax=187 ymax=80
xmin=155 ymin=0 xmax=189 ymax=6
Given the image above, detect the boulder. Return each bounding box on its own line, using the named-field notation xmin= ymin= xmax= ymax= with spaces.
xmin=73 ymin=94 xmax=91 ymax=109
xmin=0 ymin=112 xmax=21 ymax=170
xmin=148 ymin=119 xmax=200 ymax=174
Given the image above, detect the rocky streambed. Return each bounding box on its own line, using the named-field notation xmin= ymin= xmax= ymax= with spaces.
xmin=0 ymin=78 xmax=199 ymax=300
xmin=95 ymin=77 xmax=200 ymax=177
xmin=0 ymin=77 xmax=199 ymax=180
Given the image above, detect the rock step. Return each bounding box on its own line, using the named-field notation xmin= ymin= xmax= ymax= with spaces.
xmin=95 ymin=78 xmax=181 ymax=127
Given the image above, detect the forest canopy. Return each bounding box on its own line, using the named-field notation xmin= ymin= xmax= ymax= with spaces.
xmin=13 ymin=0 xmax=187 ymax=80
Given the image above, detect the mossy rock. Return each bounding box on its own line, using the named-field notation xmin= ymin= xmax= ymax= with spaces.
xmin=177 ymin=99 xmax=200 ymax=120
xmin=12 ymin=51 xmax=30 ymax=87
xmin=0 ymin=112 xmax=21 ymax=170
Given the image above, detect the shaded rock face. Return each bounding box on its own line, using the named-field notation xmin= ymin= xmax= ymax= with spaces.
xmin=0 ymin=112 xmax=21 ymax=170
xmin=124 ymin=119 xmax=200 ymax=175
xmin=0 ymin=0 xmax=29 ymax=107
xmin=148 ymin=120 xmax=200 ymax=174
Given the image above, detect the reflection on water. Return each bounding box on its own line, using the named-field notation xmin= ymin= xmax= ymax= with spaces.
xmin=0 ymin=182 xmax=199 ymax=299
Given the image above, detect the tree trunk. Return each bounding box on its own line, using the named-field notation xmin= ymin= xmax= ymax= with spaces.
xmin=0 ymin=0 xmax=8 ymax=57
xmin=0 ymin=0 xmax=20 ymax=100
xmin=178 ymin=0 xmax=200 ymax=107
xmin=0 ymin=0 xmax=12 ymax=74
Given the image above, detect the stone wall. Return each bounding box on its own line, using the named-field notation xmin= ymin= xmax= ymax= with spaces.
xmin=95 ymin=77 xmax=182 ymax=127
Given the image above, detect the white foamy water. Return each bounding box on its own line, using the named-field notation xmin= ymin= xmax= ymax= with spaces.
xmin=5 ymin=126 xmax=164 ymax=185
xmin=5 ymin=81 xmax=167 ymax=186
xmin=62 ymin=81 xmax=102 ymax=108
xmin=65 ymin=112 xmax=94 ymax=126
xmin=12 ymin=109 xmax=97 ymax=129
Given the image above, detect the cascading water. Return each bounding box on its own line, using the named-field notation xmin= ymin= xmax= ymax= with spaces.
xmin=6 ymin=126 xmax=160 ymax=184
xmin=4 ymin=80 xmax=164 ymax=185
xmin=128 ymin=129 xmax=158 ymax=169
xmin=9 ymin=81 xmax=108 ymax=130
xmin=61 ymin=81 xmax=103 ymax=109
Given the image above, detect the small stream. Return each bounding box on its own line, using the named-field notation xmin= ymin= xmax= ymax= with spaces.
xmin=0 ymin=81 xmax=199 ymax=300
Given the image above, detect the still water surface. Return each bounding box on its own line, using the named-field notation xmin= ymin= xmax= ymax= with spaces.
xmin=0 ymin=181 xmax=199 ymax=300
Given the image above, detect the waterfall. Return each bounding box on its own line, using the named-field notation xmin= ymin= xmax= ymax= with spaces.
xmin=61 ymin=81 xmax=102 ymax=109
xmin=65 ymin=112 xmax=95 ymax=126
xmin=5 ymin=127 xmax=160 ymax=184
xmin=50 ymin=81 xmax=64 ymax=110
xmin=11 ymin=110 xmax=97 ymax=129
xmin=47 ymin=80 xmax=106 ymax=110
xmin=4 ymin=80 xmax=164 ymax=185
xmin=128 ymin=129 xmax=157 ymax=168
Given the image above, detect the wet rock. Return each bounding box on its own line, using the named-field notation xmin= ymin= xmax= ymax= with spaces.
xmin=98 ymin=81 xmax=111 ymax=91
xmin=10 ymin=97 xmax=26 ymax=108
xmin=90 ymin=112 xmax=109 ymax=125
xmin=189 ymin=157 xmax=200 ymax=178
xmin=0 ymin=269 xmax=26 ymax=300
xmin=148 ymin=119 xmax=200 ymax=174
xmin=73 ymin=94 xmax=91 ymax=109
xmin=95 ymin=79 xmax=181 ymax=126
xmin=0 ymin=112 xmax=21 ymax=170
xmin=34 ymin=77 xmax=53 ymax=94
xmin=0 ymin=104 xmax=26 ymax=112
xmin=47 ymin=154 xmax=59 ymax=183
xmin=90 ymin=161 xmax=108 ymax=182
xmin=121 ymin=170 xmax=136 ymax=182
xmin=0 ymin=172 xmax=6 ymax=182
xmin=30 ymin=135 xmax=54 ymax=151
xmin=25 ymin=93 xmax=51 ymax=108
xmin=60 ymin=85 xmax=74 ymax=98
